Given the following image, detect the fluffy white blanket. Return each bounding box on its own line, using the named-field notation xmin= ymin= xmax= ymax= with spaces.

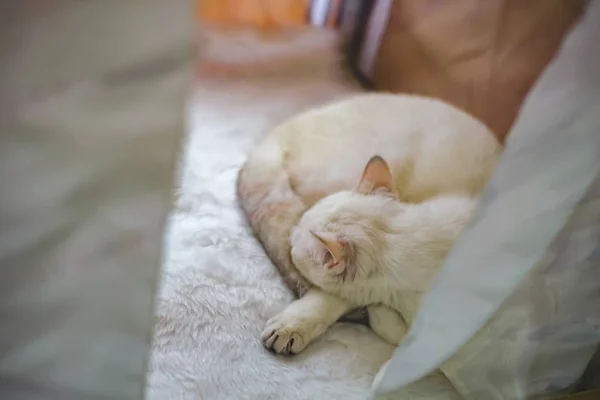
xmin=146 ymin=62 xmax=398 ymax=399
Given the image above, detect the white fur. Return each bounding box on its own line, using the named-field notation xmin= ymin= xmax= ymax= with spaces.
xmin=150 ymin=30 xmax=475 ymax=399
xmin=266 ymin=93 xmax=500 ymax=206
xmin=148 ymin=54 xmax=400 ymax=400
xmin=148 ymin=65 xmax=462 ymax=400
xmin=262 ymin=192 xmax=477 ymax=358
xmin=256 ymin=94 xmax=500 ymax=394
xmin=294 ymin=193 xmax=477 ymax=310
xmin=258 ymin=94 xmax=500 ymax=358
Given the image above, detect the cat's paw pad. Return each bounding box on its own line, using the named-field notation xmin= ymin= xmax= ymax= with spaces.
xmin=260 ymin=313 xmax=319 ymax=355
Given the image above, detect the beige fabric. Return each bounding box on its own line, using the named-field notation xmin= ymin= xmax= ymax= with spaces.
xmin=0 ymin=2 xmax=195 ymax=399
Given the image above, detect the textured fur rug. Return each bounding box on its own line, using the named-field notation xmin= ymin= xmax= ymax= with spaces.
xmin=146 ymin=30 xmax=398 ymax=399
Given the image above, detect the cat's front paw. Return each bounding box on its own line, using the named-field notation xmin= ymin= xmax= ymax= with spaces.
xmin=261 ymin=289 xmax=348 ymax=355
xmin=260 ymin=310 xmax=325 ymax=355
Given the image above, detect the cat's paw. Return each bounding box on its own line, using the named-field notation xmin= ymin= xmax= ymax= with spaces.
xmin=260 ymin=310 xmax=326 ymax=355
xmin=261 ymin=289 xmax=348 ymax=355
xmin=368 ymin=304 xmax=408 ymax=346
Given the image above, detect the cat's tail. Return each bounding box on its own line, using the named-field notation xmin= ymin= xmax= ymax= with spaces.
xmin=237 ymin=136 xmax=311 ymax=297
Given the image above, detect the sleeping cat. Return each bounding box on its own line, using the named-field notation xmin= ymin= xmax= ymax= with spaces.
xmin=237 ymin=93 xmax=501 ymax=353
xmin=275 ymin=156 xmax=479 ymax=353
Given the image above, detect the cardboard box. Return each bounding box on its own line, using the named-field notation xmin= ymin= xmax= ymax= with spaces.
xmin=368 ymin=0 xmax=586 ymax=141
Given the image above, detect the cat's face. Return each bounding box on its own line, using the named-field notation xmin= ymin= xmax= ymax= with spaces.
xmin=290 ymin=156 xmax=403 ymax=290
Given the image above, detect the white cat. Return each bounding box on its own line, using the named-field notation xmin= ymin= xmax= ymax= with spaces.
xmin=237 ymin=93 xmax=501 ymax=353
xmin=263 ymin=156 xmax=478 ymax=354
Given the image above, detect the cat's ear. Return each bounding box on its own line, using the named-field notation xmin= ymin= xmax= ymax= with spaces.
xmin=310 ymin=231 xmax=345 ymax=269
xmin=357 ymin=155 xmax=395 ymax=195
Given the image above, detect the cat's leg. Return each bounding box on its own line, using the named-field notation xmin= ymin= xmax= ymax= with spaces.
xmin=372 ymin=358 xmax=392 ymax=391
xmin=261 ymin=288 xmax=351 ymax=355
xmin=367 ymin=304 xmax=409 ymax=346
xmin=368 ymin=306 xmax=408 ymax=391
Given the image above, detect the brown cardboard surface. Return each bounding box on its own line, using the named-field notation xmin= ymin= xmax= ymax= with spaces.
xmin=372 ymin=0 xmax=586 ymax=142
